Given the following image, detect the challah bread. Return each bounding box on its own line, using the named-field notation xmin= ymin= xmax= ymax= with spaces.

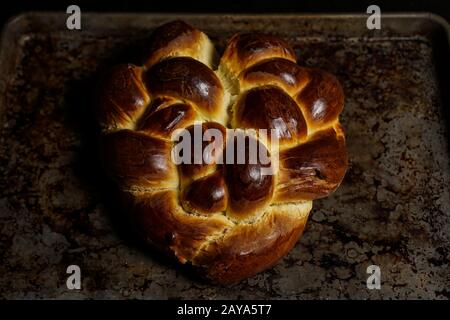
xmin=96 ymin=20 xmax=348 ymax=284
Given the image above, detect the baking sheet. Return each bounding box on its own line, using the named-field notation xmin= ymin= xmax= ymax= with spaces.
xmin=0 ymin=13 xmax=449 ymax=299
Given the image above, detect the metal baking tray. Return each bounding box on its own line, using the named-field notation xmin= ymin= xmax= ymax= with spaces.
xmin=0 ymin=13 xmax=449 ymax=299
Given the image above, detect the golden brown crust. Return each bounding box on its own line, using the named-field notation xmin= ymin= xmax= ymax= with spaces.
xmin=220 ymin=33 xmax=297 ymax=78
xmin=296 ymin=68 xmax=344 ymax=132
xmin=101 ymin=129 xmax=177 ymax=190
xmin=123 ymin=189 xmax=233 ymax=263
xmin=224 ymin=132 xmax=274 ymax=221
xmin=193 ymin=201 xmax=311 ymax=284
xmin=181 ymin=169 xmax=228 ymax=215
xmin=178 ymin=122 xmax=226 ymax=181
xmin=96 ymin=64 xmax=150 ymax=132
xmin=275 ymin=125 xmax=348 ymax=202
xmin=97 ymin=20 xmax=347 ymax=284
xmin=145 ymin=57 xmax=227 ymax=122
xmin=239 ymin=58 xmax=309 ymax=95
xmin=143 ymin=20 xmax=216 ymax=68
xmin=232 ymin=85 xmax=307 ymax=145
xmin=137 ymin=99 xmax=198 ymax=138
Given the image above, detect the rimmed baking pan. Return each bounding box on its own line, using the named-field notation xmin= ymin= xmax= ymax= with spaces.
xmin=0 ymin=13 xmax=449 ymax=299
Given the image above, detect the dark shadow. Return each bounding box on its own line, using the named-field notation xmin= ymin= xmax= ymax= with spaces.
xmin=62 ymin=41 xmax=212 ymax=287
xmin=430 ymin=21 xmax=450 ymax=156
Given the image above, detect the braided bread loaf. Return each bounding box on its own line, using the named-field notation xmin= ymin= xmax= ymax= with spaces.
xmin=96 ymin=20 xmax=348 ymax=284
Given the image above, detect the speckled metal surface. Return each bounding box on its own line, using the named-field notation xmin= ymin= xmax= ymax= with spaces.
xmin=0 ymin=13 xmax=449 ymax=299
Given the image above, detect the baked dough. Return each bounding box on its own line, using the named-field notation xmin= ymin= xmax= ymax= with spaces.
xmin=96 ymin=20 xmax=348 ymax=284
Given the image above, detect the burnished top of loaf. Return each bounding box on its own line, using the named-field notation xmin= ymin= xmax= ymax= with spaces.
xmin=96 ymin=20 xmax=348 ymax=284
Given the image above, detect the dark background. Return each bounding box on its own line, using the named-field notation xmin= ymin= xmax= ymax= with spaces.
xmin=0 ymin=0 xmax=450 ymax=302
xmin=1 ymin=0 xmax=450 ymax=26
